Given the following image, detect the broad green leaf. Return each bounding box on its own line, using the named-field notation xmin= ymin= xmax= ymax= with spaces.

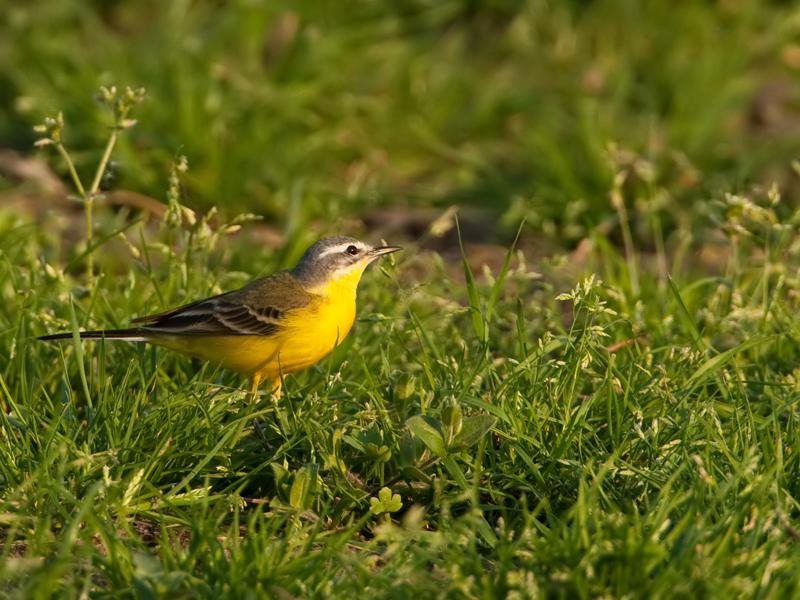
xmin=289 ymin=463 xmax=319 ymax=510
xmin=365 ymin=443 xmax=391 ymax=463
xmin=270 ymin=463 xmax=289 ymax=488
xmin=450 ymin=415 xmax=497 ymax=452
xmin=401 ymin=466 xmax=431 ymax=483
xmin=395 ymin=373 xmax=416 ymax=401
xmin=398 ymin=433 xmax=418 ymax=467
xmin=441 ymin=404 xmax=463 ymax=433
xmin=406 ymin=415 xmax=447 ymax=457
xmin=393 ymin=373 xmax=416 ymax=418
xmin=289 ymin=471 xmax=308 ymax=509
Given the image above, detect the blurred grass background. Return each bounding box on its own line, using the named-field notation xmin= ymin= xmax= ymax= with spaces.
xmin=3 ymin=0 xmax=800 ymax=246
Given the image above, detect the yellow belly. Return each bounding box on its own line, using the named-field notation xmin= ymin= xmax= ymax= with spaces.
xmin=153 ymin=293 xmax=356 ymax=382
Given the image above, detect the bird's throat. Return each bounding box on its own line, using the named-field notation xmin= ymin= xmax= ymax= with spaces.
xmin=312 ymin=263 xmax=368 ymax=300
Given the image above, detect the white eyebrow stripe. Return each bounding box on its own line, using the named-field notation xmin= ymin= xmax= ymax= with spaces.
xmin=317 ymin=242 xmax=368 ymax=258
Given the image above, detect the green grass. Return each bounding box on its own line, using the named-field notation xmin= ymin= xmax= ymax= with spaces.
xmin=3 ymin=1 xmax=800 ymax=243
xmin=5 ymin=177 xmax=800 ymax=596
xmin=4 ymin=1 xmax=800 ymax=598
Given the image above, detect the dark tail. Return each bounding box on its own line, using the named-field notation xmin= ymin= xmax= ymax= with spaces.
xmin=37 ymin=328 xmax=146 ymax=342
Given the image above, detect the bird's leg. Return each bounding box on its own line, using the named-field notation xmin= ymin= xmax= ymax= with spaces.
xmin=269 ymin=378 xmax=282 ymax=399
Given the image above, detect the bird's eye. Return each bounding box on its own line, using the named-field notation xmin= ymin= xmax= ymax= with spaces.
xmin=345 ymin=245 xmax=359 ymax=256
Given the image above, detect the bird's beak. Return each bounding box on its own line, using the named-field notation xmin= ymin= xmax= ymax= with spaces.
xmin=370 ymin=245 xmax=403 ymax=257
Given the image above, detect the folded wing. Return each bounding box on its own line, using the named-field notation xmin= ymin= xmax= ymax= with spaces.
xmin=131 ymin=271 xmax=313 ymax=337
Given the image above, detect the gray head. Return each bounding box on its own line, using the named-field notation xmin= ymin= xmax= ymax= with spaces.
xmin=291 ymin=236 xmax=402 ymax=289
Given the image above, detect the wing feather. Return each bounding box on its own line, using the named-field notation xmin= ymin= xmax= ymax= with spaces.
xmin=130 ymin=271 xmax=313 ymax=337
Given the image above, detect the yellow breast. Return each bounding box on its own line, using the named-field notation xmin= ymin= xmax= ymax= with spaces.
xmin=275 ymin=273 xmax=359 ymax=376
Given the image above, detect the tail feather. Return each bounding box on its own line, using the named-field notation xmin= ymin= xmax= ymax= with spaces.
xmin=37 ymin=328 xmax=148 ymax=342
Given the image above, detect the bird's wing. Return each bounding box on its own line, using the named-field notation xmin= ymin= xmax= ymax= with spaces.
xmin=131 ymin=271 xmax=315 ymax=337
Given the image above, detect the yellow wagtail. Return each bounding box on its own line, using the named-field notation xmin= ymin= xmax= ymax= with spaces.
xmin=39 ymin=236 xmax=401 ymax=408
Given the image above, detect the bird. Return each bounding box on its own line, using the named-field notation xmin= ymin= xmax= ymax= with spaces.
xmin=39 ymin=236 xmax=402 ymax=438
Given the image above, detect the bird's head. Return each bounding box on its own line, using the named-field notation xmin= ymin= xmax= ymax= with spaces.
xmin=291 ymin=236 xmax=402 ymax=292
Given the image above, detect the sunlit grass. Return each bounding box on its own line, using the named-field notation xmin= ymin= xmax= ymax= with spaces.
xmin=4 ymin=172 xmax=800 ymax=596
